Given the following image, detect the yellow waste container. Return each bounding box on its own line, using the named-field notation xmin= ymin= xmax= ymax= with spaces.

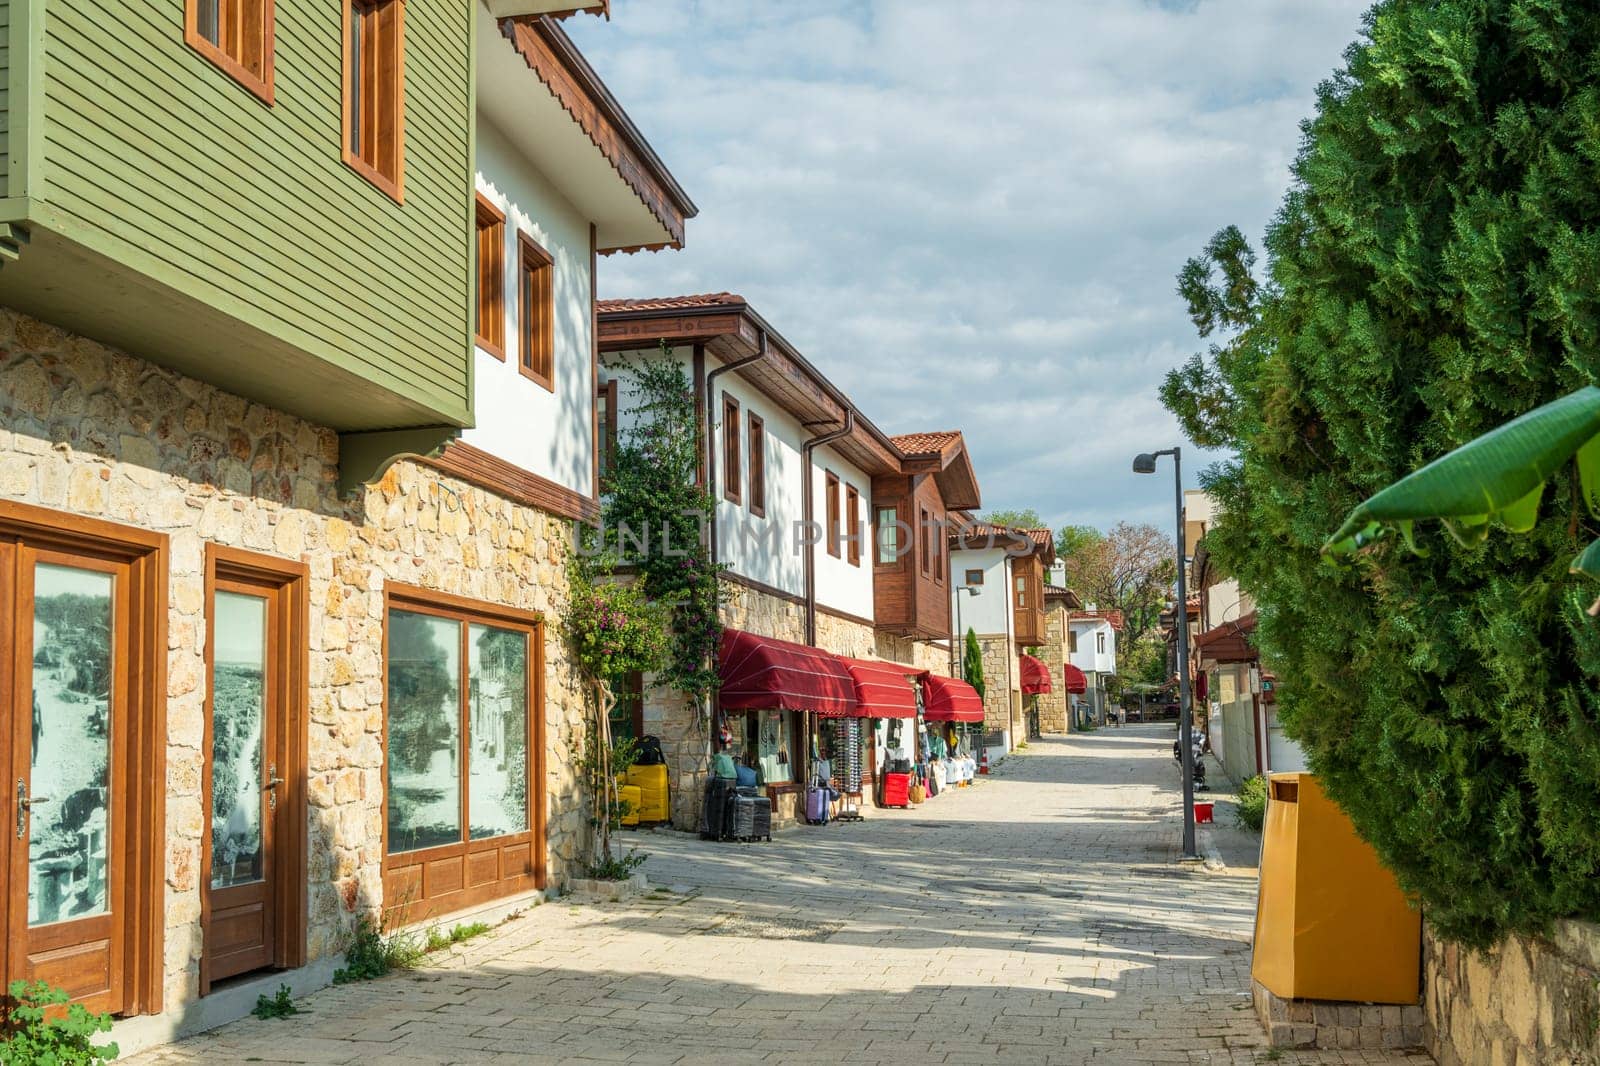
xmin=1252 ymin=773 xmax=1420 ymax=1004
xmin=617 ymin=784 xmax=642 ymax=827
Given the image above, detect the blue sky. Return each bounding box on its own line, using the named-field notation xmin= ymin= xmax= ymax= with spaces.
xmin=567 ymin=0 xmax=1371 ymax=531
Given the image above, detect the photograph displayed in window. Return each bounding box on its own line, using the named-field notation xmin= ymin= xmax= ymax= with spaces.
xmin=386 ymin=610 xmax=461 ymax=853
xmin=876 ymin=506 xmax=898 ymax=564
xmin=518 ymin=234 xmax=554 ymax=389
xmin=475 ymin=196 xmax=506 ymax=358
xmin=467 ymin=624 xmax=528 ymax=840
xmin=187 ymin=0 xmax=276 ymax=102
xmin=386 ymin=609 xmax=531 ymax=854
xmin=344 ymin=0 xmax=404 ymax=199
xmin=210 ymin=591 xmax=267 ymax=890
xmin=747 ymin=414 xmax=765 ymax=516
xmin=28 ymin=563 xmax=115 ymax=927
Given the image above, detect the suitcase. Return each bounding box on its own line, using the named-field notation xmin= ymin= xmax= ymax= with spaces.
xmin=749 ymin=795 xmax=772 ymax=841
xmin=881 ymin=772 xmax=911 ymax=808
xmin=805 ymin=785 xmax=831 ymax=825
xmin=730 ymin=793 xmax=757 ymax=840
xmin=626 ymin=764 xmax=671 ymax=824
xmin=618 ymin=784 xmax=642 ymax=826
xmin=700 ymin=778 xmax=733 ymax=840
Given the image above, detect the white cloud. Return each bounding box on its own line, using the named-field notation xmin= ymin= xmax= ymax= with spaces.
xmin=569 ymin=0 xmax=1369 ymax=531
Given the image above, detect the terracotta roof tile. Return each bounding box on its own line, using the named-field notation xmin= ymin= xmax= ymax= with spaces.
xmin=891 ymin=430 xmax=961 ymax=456
xmin=1068 ymin=609 xmax=1125 ymax=631
xmin=597 ymin=293 xmax=744 ymax=313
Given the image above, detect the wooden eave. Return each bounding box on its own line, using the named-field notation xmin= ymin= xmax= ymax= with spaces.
xmin=598 ymin=301 xmax=903 ymax=476
xmin=498 ymin=16 xmax=697 ymax=251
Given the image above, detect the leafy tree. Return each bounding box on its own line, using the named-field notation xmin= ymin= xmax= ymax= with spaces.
xmin=980 ymin=508 xmax=1045 ymax=530
xmin=1054 ymin=521 xmax=1175 ymax=685
xmin=963 ymin=628 xmax=985 ymax=703
xmin=1160 ymin=0 xmax=1600 ymax=946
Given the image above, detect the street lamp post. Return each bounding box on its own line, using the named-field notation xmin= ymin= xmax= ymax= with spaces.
xmin=952 ymin=585 xmax=980 ymax=675
xmin=1133 ymin=447 xmax=1198 ymax=861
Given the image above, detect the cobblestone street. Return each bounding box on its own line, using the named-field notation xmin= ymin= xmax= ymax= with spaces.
xmin=127 ymin=727 xmax=1432 ymax=1065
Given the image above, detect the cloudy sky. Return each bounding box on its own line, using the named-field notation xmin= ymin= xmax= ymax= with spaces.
xmin=567 ymin=0 xmax=1371 ymax=532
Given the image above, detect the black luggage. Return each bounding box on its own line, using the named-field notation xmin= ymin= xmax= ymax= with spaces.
xmin=749 ymin=795 xmax=772 ymax=841
xmin=636 ymin=735 xmax=666 ymax=766
xmin=700 ymin=777 xmax=734 ymax=840
xmin=729 ymin=788 xmax=771 ymax=842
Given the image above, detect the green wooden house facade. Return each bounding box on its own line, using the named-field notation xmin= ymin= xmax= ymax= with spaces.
xmin=0 ymin=0 xmax=474 ymax=467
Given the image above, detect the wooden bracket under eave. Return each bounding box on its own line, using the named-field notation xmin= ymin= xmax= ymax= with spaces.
xmin=336 ymin=426 xmax=459 ymax=499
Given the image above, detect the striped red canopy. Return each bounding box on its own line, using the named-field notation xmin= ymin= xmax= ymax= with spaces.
xmin=717 ymin=628 xmax=856 ymax=716
xmin=1063 ymin=663 xmax=1088 ymax=694
xmin=922 ymin=675 xmax=985 ymax=723
xmin=1020 ymin=654 xmax=1051 ymax=695
xmin=838 ymin=658 xmax=920 ymax=719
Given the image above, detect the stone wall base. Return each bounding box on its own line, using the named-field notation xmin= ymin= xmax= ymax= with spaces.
xmin=1425 ymin=919 xmax=1600 ymax=1065
xmin=1253 ymin=980 xmax=1424 ymax=1051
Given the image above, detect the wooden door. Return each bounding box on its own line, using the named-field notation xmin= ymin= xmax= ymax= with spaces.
xmin=201 ymin=579 xmax=281 ymax=989
xmin=9 ymin=547 xmax=130 ymax=1013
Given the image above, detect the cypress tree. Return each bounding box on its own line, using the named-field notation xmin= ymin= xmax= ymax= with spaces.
xmin=1164 ymin=0 xmax=1600 ymax=945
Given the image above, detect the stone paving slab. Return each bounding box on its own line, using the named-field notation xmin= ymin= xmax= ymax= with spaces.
xmin=125 ymin=728 xmax=1433 ymax=1065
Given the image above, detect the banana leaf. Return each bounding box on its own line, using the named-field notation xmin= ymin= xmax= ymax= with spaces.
xmin=1324 ymin=386 xmax=1600 ymax=557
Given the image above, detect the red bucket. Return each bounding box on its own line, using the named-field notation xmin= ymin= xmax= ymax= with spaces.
xmin=1193 ymin=801 xmax=1214 ymax=824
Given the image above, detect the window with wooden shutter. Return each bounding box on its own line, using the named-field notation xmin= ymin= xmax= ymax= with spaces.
xmin=475 ymin=196 xmax=506 ymax=359
xmin=845 ymin=486 xmax=860 ymax=566
xmin=748 ymin=414 xmax=766 ymax=517
xmin=343 ymin=0 xmax=405 ymax=201
xmin=597 ymin=380 xmax=618 ymax=486
xmin=826 ymin=473 xmax=841 ymax=558
xmin=187 ymin=0 xmax=276 ymax=103
xmin=517 ymin=234 xmax=554 ymax=390
xmin=722 ymin=395 xmax=741 ymax=504
xmin=919 ymin=507 xmax=931 ymax=574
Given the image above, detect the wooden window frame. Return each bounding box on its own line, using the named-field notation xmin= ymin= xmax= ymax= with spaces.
xmin=341 ymin=0 xmax=406 ymax=203
xmin=597 ymin=379 xmax=618 ymax=488
xmin=185 ymin=0 xmax=277 ymax=105
xmin=517 ymin=233 xmax=554 ymax=391
xmin=1098 ymin=631 xmax=1107 ymax=654
xmin=380 ymin=583 xmax=545 ymax=928
xmin=919 ymin=506 xmax=931 ymax=575
xmin=875 ymin=505 xmax=899 ymax=568
xmin=931 ymin=510 xmax=944 ymax=585
xmin=826 ymin=472 xmax=841 ymax=558
xmin=747 ymin=414 xmax=766 ymax=518
xmin=845 ymin=485 xmax=860 ymax=567
xmin=0 ymin=501 xmax=168 ymax=1016
xmin=1069 ymin=629 xmax=1078 ymax=653
xmin=199 ymin=545 xmax=308 ymax=995
xmin=475 ymin=195 xmax=506 ymax=360
xmin=722 ymin=394 xmax=741 ymax=505
xmin=964 ymin=568 xmax=984 ymax=586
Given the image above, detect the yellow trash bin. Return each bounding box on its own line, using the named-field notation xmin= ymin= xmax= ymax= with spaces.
xmin=1252 ymin=773 xmax=1420 ymax=1004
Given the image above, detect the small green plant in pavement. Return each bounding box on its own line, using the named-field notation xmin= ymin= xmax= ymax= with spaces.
xmin=1235 ymin=775 xmax=1267 ymax=833
xmin=333 ymin=915 xmax=425 ymax=984
xmin=251 ymin=984 xmax=299 ymax=1020
xmin=0 ymin=980 xmax=119 ymax=1064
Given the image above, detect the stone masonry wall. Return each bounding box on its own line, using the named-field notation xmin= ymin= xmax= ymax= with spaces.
xmin=0 ymin=310 xmax=591 ymax=1012
xmin=1424 ymin=920 xmax=1600 ymax=1065
xmin=1034 ymin=607 xmax=1069 ymax=733
xmin=974 ymin=634 xmax=1014 ymax=737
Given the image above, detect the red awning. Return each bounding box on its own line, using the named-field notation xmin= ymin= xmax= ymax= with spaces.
xmin=717 ymin=628 xmax=856 ymax=716
xmin=839 ymin=658 xmax=920 ymax=719
xmin=1062 ymin=664 xmax=1088 ymax=694
xmin=1020 ymin=654 xmax=1051 ymax=695
xmin=922 ymin=675 xmax=985 ymax=723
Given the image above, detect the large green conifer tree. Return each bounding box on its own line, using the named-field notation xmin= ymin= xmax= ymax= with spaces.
xmin=1164 ymin=0 xmax=1600 ymax=944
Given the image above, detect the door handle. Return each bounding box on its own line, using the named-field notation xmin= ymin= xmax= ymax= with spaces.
xmin=265 ymin=765 xmax=283 ymax=810
xmin=16 ymin=779 xmax=47 ymax=839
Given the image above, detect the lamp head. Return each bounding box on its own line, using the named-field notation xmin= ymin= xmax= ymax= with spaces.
xmin=1132 ymin=453 xmax=1158 ymax=474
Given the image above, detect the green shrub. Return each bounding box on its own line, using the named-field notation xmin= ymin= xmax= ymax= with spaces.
xmin=586 ymin=848 xmax=647 ymax=882
xmin=332 ymin=915 xmax=425 ymax=984
xmin=0 ymin=980 xmax=119 ymax=1064
xmin=251 ymin=984 xmax=299 ymax=1020
xmin=1236 ymin=776 xmax=1267 ymax=834
xmin=1160 ymin=0 xmax=1600 ymax=946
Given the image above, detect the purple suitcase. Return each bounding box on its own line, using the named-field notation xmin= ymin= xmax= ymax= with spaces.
xmin=805 ymin=784 xmax=831 ymax=825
